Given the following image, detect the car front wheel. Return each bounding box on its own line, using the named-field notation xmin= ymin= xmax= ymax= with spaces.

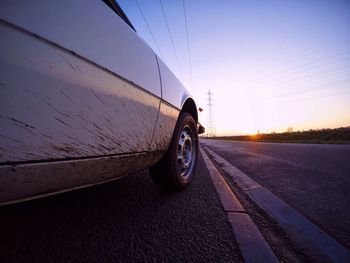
xmin=150 ymin=112 xmax=198 ymax=191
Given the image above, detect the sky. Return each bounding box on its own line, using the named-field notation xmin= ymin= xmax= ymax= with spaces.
xmin=118 ymin=0 xmax=350 ymax=135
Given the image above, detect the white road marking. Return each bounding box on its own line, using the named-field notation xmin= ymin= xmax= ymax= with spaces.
xmin=200 ymin=147 xmax=278 ymax=263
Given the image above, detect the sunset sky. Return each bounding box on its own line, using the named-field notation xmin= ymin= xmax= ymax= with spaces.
xmin=119 ymin=0 xmax=350 ymax=135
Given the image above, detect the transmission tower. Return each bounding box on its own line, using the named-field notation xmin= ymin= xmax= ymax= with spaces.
xmin=206 ymin=90 xmax=216 ymax=137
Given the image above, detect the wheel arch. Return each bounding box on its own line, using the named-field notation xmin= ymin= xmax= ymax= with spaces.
xmin=181 ymin=98 xmax=198 ymax=124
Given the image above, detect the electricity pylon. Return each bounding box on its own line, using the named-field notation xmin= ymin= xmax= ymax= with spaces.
xmin=206 ymin=90 xmax=216 ymax=137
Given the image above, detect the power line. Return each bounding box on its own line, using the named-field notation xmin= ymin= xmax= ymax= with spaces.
xmin=182 ymin=0 xmax=193 ymax=92
xmin=273 ymin=74 xmax=350 ymax=93
xmin=256 ymin=50 xmax=350 ymax=85
xmin=237 ymin=49 xmax=350 ymax=89
xmin=262 ymin=60 xmax=350 ymax=88
xmin=159 ymin=0 xmax=183 ymax=80
xmin=249 ymin=55 xmax=350 ymax=91
xmin=134 ymin=0 xmax=163 ymax=59
xmin=276 ymin=72 xmax=350 ymax=91
xmin=264 ymin=80 xmax=350 ymax=100
xmin=269 ymin=78 xmax=350 ymax=98
xmin=290 ymin=91 xmax=350 ymax=102
xmin=256 ymin=66 xmax=350 ymax=91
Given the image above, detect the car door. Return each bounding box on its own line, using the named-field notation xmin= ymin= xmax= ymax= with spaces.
xmin=0 ymin=0 xmax=161 ymax=163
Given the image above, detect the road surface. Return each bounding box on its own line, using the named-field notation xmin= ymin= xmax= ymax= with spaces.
xmin=2 ymin=139 xmax=349 ymax=262
xmin=0 ymin=155 xmax=242 ymax=263
xmin=202 ymin=139 xmax=350 ymax=249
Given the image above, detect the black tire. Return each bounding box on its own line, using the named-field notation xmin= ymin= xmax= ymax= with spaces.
xmin=150 ymin=112 xmax=198 ymax=191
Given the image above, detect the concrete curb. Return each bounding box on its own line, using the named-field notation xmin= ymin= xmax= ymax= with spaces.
xmin=202 ymin=145 xmax=350 ymax=263
xmin=200 ymin=148 xmax=279 ymax=263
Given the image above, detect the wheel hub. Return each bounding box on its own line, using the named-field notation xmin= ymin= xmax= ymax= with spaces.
xmin=178 ymin=128 xmax=194 ymax=179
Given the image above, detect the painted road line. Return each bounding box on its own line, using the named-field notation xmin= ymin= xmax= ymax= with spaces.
xmin=204 ymin=147 xmax=262 ymax=191
xmin=200 ymin=148 xmax=278 ymax=263
xmin=202 ymin=145 xmax=350 ymax=263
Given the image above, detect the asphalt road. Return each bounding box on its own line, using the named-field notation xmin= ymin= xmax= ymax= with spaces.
xmin=201 ymin=139 xmax=350 ymax=249
xmin=0 ymin=155 xmax=242 ymax=263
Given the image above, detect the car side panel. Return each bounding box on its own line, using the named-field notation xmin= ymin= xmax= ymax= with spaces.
xmin=157 ymin=58 xmax=192 ymax=110
xmin=0 ymin=23 xmax=160 ymax=163
xmin=149 ymin=58 xmax=195 ymax=151
xmin=149 ymin=101 xmax=179 ymax=151
xmin=0 ymin=151 xmax=165 ymax=205
xmin=0 ymin=0 xmax=161 ymax=97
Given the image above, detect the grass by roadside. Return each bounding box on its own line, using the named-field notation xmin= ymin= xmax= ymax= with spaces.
xmin=202 ymin=127 xmax=350 ymax=144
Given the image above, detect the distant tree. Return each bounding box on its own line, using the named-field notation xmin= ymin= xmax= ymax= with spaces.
xmin=287 ymin=127 xmax=293 ymax=133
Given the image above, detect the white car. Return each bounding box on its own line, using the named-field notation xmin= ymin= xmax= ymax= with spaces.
xmin=0 ymin=1 xmax=204 ymax=205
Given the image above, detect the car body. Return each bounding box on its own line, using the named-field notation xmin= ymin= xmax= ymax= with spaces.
xmin=0 ymin=0 xmax=202 ymax=205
